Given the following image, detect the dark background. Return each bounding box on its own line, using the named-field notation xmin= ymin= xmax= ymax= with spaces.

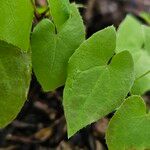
xmin=0 ymin=0 xmax=150 ymax=149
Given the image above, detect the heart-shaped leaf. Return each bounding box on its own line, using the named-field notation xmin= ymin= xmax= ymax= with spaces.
xmin=106 ymin=95 xmax=150 ymax=150
xmin=63 ymin=26 xmax=134 ymax=137
xmin=116 ymin=15 xmax=150 ymax=94
xmin=0 ymin=0 xmax=33 ymax=127
xmin=31 ymin=3 xmax=85 ymax=91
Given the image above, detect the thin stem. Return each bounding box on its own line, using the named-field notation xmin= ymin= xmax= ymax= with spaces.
xmin=135 ymin=70 xmax=150 ymax=81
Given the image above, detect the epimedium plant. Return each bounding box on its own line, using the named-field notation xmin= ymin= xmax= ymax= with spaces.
xmin=0 ymin=0 xmax=150 ymax=149
xmin=116 ymin=15 xmax=150 ymax=95
xmin=63 ymin=26 xmax=134 ymax=137
xmin=31 ymin=0 xmax=85 ymax=91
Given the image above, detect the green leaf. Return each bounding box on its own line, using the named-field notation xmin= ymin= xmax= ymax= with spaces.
xmin=36 ymin=6 xmax=48 ymax=15
xmin=116 ymin=15 xmax=150 ymax=95
xmin=0 ymin=0 xmax=33 ymax=51
xmin=133 ymin=50 xmax=150 ymax=79
xmin=0 ymin=41 xmax=31 ymax=127
xmin=131 ymin=73 xmax=150 ymax=95
xmin=48 ymin=0 xmax=70 ymax=31
xmin=106 ymin=95 xmax=150 ymax=150
xmin=31 ymin=4 xmax=85 ymax=91
xmin=63 ymin=26 xmax=134 ymax=137
xmin=131 ymin=25 xmax=150 ymax=94
xmin=143 ymin=25 xmax=150 ymax=54
xmin=116 ymin=15 xmax=143 ymax=54
xmin=140 ymin=12 xmax=150 ymax=25
xmin=0 ymin=0 xmax=33 ymax=127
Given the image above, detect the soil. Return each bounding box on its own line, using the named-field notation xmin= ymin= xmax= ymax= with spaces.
xmin=0 ymin=0 xmax=150 ymax=149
